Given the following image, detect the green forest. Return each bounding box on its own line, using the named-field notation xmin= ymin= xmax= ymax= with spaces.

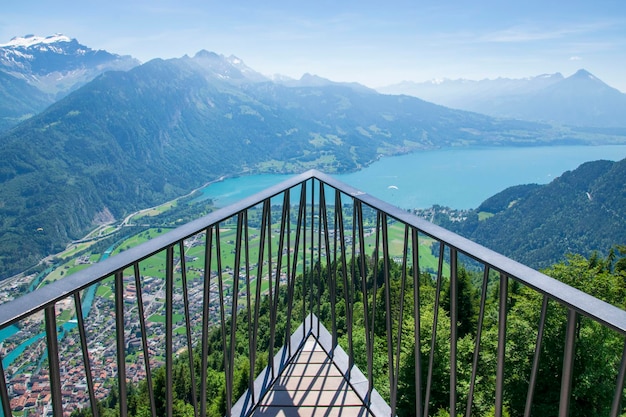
xmin=71 ymin=246 xmax=626 ymax=417
xmin=441 ymin=159 xmax=626 ymax=270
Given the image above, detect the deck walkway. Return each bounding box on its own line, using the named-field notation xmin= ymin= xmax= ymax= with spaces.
xmin=251 ymin=336 xmax=374 ymax=416
xmin=233 ymin=315 xmax=390 ymax=417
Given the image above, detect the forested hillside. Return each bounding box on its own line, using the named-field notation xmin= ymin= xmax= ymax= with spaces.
xmin=0 ymin=71 xmax=53 ymax=133
xmin=445 ymin=158 xmax=626 ymax=269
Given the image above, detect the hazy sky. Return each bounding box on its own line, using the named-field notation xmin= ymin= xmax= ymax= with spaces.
xmin=2 ymin=0 xmax=625 ymax=91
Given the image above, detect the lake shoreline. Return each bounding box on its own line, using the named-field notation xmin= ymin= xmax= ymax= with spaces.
xmin=197 ymin=144 xmax=626 ymax=211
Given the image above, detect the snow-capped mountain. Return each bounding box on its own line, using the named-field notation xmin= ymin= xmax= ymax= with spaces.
xmin=0 ymin=34 xmax=139 ymax=95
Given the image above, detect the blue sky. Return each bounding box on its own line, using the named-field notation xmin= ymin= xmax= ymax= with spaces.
xmin=2 ymin=0 xmax=626 ymax=91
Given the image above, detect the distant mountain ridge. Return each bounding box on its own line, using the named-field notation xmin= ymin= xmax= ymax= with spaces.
xmin=379 ymin=70 xmax=626 ymax=128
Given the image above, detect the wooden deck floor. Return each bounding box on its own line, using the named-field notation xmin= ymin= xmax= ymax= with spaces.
xmin=251 ymin=336 xmax=374 ymax=417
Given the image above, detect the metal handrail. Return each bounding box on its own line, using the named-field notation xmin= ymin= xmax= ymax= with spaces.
xmin=313 ymin=170 xmax=626 ymax=335
xmin=2 ymin=169 xmax=624 ymax=334
xmin=0 ymin=169 xmax=624 ymax=417
xmin=0 ymin=171 xmax=313 ymax=329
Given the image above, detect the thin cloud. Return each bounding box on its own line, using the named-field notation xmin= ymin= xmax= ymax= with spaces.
xmin=482 ymin=26 xmax=581 ymax=43
xmin=480 ymin=20 xmax=620 ymax=43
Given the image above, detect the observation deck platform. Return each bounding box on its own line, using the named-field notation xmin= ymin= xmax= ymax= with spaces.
xmin=235 ymin=315 xmax=390 ymax=417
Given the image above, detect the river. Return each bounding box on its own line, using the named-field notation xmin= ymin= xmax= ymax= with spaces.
xmin=194 ymin=144 xmax=626 ymax=209
xmin=1 ymin=244 xmax=114 ymax=369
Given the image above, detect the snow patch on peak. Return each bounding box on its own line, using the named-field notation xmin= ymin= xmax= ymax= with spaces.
xmin=1 ymin=34 xmax=72 ymax=48
xmin=227 ymin=55 xmax=242 ymax=65
xmin=569 ymin=69 xmax=601 ymax=83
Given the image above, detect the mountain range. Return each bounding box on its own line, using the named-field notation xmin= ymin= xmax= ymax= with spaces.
xmin=379 ymin=70 xmax=626 ymax=128
xmin=0 ymin=35 xmax=625 ymax=279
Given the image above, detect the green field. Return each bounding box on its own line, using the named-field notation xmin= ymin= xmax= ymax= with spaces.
xmin=148 ymin=313 xmax=185 ymax=324
xmin=60 ymin=241 xmax=98 ymax=259
xmin=131 ymin=201 xmax=177 ymax=222
xmin=36 ymin=204 xmax=453 ymax=324
xmin=107 ymin=217 xmax=450 ymax=286
xmin=40 ymin=261 xmax=93 ymax=288
xmin=478 ymin=211 xmax=494 ymax=221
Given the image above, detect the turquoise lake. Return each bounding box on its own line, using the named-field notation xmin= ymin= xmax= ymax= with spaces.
xmin=195 ymin=145 xmax=626 ymax=210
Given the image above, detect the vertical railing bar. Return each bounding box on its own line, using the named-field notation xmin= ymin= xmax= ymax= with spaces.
xmin=215 ymin=223 xmax=233 ymax=416
xmin=266 ymin=196 xmax=276 ymax=369
xmin=266 ymin=197 xmax=276 ymax=368
xmin=0 ymin=352 xmax=12 ymax=417
xmin=424 ymin=243 xmax=445 ymax=417
xmin=368 ymin=211 xmax=381 ymax=402
xmin=45 ymin=305 xmax=63 ymax=417
xmin=133 ymin=261 xmax=157 ymax=417
xmin=245 ymin=210 xmax=254 ymax=405
xmin=350 ymin=194 xmax=358 ymax=367
xmin=320 ymin=185 xmax=334 ymax=348
xmin=332 ymin=191 xmax=340 ymax=351
xmin=270 ymin=191 xmax=289 ymax=374
xmin=73 ymin=291 xmax=99 ymax=417
xmin=302 ymin=180 xmax=308 ymax=336
xmin=251 ymin=201 xmax=269 ymax=403
xmin=165 ymin=247 xmax=174 ymax=417
xmin=524 ymin=294 xmax=549 ymax=417
xmin=244 ymin=210 xmax=254 ymax=404
xmin=267 ymin=202 xmax=275 ymax=381
xmin=412 ymin=228 xmax=423 ymax=417
xmin=345 ymin=198 xmax=354 ymax=373
xmin=114 ymin=270 xmax=128 ymax=417
xmin=391 ymin=224 xmax=410 ymax=416
xmin=227 ymin=212 xmax=244 ymax=416
xmin=331 ymin=190 xmax=340 ymax=350
xmin=466 ymin=265 xmax=491 ymax=417
xmin=287 ymin=183 xmax=306 ymax=357
xmin=610 ymin=339 xmax=626 ymax=417
xmin=449 ymin=247 xmax=458 ymax=417
xmin=286 ymin=187 xmax=294 ymax=357
xmin=250 ymin=199 xmax=272 ymax=403
xmin=178 ymin=240 xmax=199 ymax=417
xmin=495 ymin=273 xmax=509 ymax=417
xmin=310 ymin=178 xmax=315 ymax=329
xmin=382 ymin=215 xmax=396 ymax=414
xmin=266 ymin=199 xmax=274 ymax=349
xmin=356 ymin=201 xmax=371 ymax=395
xmin=216 ymin=226 xmax=232 ymax=416
xmin=337 ymin=191 xmax=352 ymax=374
xmin=558 ymin=309 xmax=577 ymax=417
xmin=317 ymin=181 xmax=323 ymax=337
xmin=200 ymin=227 xmax=213 ymax=417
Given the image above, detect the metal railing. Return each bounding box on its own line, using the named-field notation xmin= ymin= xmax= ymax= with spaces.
xmin=0 ymin=169 xmax=625 ymax=417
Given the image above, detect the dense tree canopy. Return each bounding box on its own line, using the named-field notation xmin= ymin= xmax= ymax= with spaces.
xmin=72 ymin=248 xmax=626 ymax=417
